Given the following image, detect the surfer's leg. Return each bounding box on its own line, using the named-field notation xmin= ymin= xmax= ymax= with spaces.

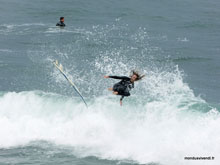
xmin=108 ymin=88 xmax=113 ymax=91
xmin=113 ymin=83 xmax=125 ymax=95
xmin=112 ymin=83 xmax=120 ymax=95
xmin=108 ymin=87 xmax=118 ymax=94
xmin=119 ymin=92 xmax=130 ymax=106
xmin=123 ymin=92 xmax=130 ymax=97
xmin=120 ymin=96 xmax=124 ymax=106
xmin=125 ymin=93 xmax=130 ymax=96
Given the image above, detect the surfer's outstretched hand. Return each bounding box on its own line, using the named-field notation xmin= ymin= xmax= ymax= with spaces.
xmin=104 ymin=76 xmax=109 ymax=78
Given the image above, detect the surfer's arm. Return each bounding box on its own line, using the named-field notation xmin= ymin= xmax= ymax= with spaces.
xmin=107 ymin=76 xmax=130 ymax=80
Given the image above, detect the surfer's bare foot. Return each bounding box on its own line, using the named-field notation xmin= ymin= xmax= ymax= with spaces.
xmin=113 ymin=91 xmax=118 ymax=95
xmin=120 ymin=100 xmax=123 ymax=106
xmin=108 ymin=88 xmax=113 ymax=91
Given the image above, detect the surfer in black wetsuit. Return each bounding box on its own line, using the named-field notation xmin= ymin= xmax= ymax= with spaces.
xmin=104 ymin=71 xmax=145 ymax=106
xmin=56 ymin=17 xmax=65 ymax=27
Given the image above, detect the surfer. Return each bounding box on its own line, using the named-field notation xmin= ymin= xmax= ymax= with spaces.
xmin=104 ymin=71 xmax=145 ymax=106
xmin=56 ymin=17 xmax=65 ymax=27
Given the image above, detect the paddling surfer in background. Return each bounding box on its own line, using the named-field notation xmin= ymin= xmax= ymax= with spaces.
xmin=56 ymin=17 xmax=65 ymax=27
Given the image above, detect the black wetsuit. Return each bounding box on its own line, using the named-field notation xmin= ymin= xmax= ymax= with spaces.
xmin=56 ymin=21 xmax=65 ymax=27
xmin=109 ymin=76 xmax=134 ymax=100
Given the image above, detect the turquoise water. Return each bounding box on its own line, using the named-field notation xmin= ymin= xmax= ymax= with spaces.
xmin=0 ymin=0 xmax=220 ymax=165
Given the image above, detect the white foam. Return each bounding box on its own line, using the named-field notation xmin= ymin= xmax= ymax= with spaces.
xmin=0 ymin=90 xmax=219 ymax=165
xmin=177 ymin=37 xmax=189 ymax=42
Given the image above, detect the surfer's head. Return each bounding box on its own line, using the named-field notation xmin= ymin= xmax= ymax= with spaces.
xmin=130 ymin=70 xmax=145 ymax=82
xmin=60 ymin=17 xmax=64 ymax=22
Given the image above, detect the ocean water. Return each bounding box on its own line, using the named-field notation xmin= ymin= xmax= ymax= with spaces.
xmin=0 ymin=0 xmax=220 ymax=165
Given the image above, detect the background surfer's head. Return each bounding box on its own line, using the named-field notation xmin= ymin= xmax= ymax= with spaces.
xmin=60 ymin=17 xmax=64 ymax=22
xmin=130 ymin=70 xmax=145 ymax=82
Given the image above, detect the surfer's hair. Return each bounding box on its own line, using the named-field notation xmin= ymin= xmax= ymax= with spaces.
xmin=130 ymin=70 xmax=145 ymax=81
xmin=60 ymin=17 xmax=64 ymax=20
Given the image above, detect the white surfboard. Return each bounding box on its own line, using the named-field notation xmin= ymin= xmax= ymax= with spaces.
xmin=53 ymin=60 xmax=88 ymax=108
